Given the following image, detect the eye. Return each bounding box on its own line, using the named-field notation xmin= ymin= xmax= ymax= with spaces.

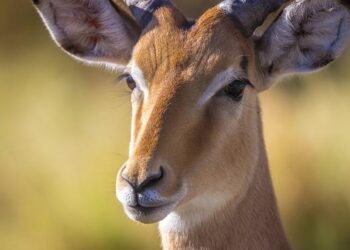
xmin=219 ymin=80 xmax=249 ymax=101
xmin=125 ymin=74 xmax=136 ymax=91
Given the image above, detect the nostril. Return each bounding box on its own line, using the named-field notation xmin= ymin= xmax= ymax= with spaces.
xmin=121 ymin=167 xmax=135 ymax=187
xmin=138 ymin=167 xmax=164 ymax=191
xmin=121 ymin=166 xmax=164 ymax=192
xmin=120 ymin=166 xmax=127 ymax=181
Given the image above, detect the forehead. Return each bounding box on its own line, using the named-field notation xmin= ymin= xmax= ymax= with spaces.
xmin=131 ymin=7 xmax=251 ymax=87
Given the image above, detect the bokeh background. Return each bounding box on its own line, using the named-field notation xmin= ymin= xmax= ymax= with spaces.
xmin=1 ymin=1 xmax=350 ymax=249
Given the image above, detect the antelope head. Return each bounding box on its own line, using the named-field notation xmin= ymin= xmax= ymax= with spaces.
xmin=33 ymin=0 xmax=350 ymax=225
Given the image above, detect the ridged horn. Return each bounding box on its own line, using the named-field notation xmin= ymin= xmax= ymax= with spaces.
xmin=219 ymin=0 xmax=288 ymax=36
xmin=123 ymin=0 xmax=173 ymax=28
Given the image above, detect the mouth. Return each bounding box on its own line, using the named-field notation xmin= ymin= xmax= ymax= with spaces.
xmin=124 ymin=202 xmax=177 ymax=224
xmin=116 ymin=179 xmax=187 ymax=224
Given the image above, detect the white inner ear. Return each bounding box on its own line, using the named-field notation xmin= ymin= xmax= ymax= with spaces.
xmin=197 ymin=68 xmax=241 ymax=107
xmin=258 ymin=0 xmax=350 ymax=78
xmin=34 ymin=0 xmax=138 ymax=68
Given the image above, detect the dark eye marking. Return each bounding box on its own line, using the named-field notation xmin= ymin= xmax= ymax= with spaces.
xmin=119 ymin=73 xmax=137 ymax=91
xmin=217 ymin=79 xmax=251 ymax=101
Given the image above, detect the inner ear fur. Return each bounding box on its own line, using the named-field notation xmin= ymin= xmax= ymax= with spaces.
xmin=33 ymin=0 xmax=140 ymax=68
xmin=255 ymin=0 xmax=350 ymax=88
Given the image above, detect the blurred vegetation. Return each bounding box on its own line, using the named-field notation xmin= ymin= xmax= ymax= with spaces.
xmin=0 ymin=1 xmax=350 ymax=249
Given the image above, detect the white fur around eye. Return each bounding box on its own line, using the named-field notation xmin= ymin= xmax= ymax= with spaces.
xmin=197 ymin=68 xmax=242 ymax=107
xmin=129 ymin=61 xmax=149 ymax=99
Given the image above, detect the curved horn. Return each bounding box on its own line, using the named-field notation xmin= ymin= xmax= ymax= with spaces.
xmin=219 ymin=0 xmax=287 ymax=36
xmin=124 ymin=0 xmax=173 ymax=28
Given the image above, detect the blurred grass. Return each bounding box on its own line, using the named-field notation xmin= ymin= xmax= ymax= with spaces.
xmin=0 ymin=1 xmax=349 ymax=249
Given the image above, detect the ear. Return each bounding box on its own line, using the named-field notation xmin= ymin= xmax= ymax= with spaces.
xmin=33 ymin=0 xmax=140 ymax=69
xmin=255 ymin=0 xmax=350 ymax=88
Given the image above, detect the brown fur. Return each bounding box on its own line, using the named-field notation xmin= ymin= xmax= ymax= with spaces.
xmin=119 ymin=6 xmax=290 ymax=249
xmin=161 ymin=116 xmax=290 ymax=249
xmin=35 ymin=1 xmax=350 ymax=249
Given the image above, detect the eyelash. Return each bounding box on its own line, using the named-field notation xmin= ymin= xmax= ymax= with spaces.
xmin=117 ymin=73 xmax=130 ymax=82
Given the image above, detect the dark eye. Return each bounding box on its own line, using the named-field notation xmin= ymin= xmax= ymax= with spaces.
xmin=125 ymin=74 xmax=136 ymax=91
xmin=220 ymin=80 xmax=249 ymax=101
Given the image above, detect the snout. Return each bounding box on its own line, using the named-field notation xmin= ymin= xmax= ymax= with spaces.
xmin=119 ymin=166 xmax=166 ymax=208
xmin=116 ymin=164 xmax=185 ymax=224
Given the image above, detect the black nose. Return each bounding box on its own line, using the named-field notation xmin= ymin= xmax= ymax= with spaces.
xmin=121 ymin=167 xmax=164 ymax=192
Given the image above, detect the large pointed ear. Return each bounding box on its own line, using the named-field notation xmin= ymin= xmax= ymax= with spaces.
xmin=255 ymin=0 xmax=350 ymax=88
xmin=33 ymin=0 xmax=140 ymax=69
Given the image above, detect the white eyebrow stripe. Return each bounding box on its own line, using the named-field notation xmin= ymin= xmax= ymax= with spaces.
xmin=197 ymin=68 xmax=240 ymax=107
xmin=129 ymin=61 xmax=149 ymax=99
xmin=127 ymin=61 xmax=148 ymax=156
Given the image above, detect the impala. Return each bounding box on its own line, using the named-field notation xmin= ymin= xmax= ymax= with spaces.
xmin=33 ymin=0 xmax=350 ymax=249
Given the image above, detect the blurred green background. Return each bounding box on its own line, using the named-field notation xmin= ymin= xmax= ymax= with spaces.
xmin=1 ymin=1 xmax=350 ymax=249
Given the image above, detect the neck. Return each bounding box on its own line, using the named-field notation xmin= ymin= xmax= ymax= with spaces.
xmin=159 ymin=129 xmax=290 ymax=249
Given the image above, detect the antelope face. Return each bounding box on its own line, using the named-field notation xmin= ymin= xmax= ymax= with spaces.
xmin=116 ymin=8 xmax=262 ymax=223
xmin=33 ymin=0 xmax=350 ymax=225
